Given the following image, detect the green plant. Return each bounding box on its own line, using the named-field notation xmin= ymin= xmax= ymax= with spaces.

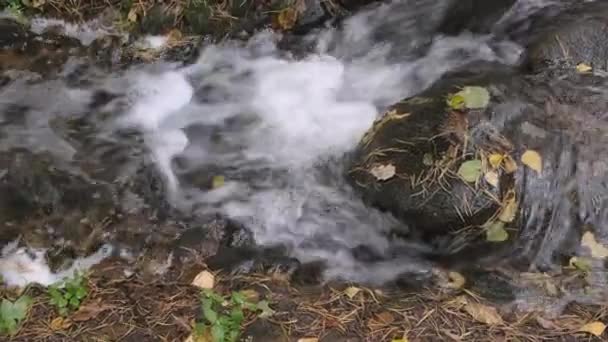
xmin=195 ymin=289 xmax=274 ymax=342
xmin=0 ymin=295 xmax=32 ymax=336
xmin=48 ymin=273 xmax=88 ymax=316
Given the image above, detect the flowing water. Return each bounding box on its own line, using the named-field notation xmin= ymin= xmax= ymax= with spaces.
xmin=1 ymin=0 xmax=607 ymax=302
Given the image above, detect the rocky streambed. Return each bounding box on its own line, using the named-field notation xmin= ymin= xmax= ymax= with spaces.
xmin=1 ymin=0 xmax=608 ymax=341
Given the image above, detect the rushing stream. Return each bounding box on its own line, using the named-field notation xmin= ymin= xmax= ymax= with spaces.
xmin=1 ymin=0 xmax=607 ymax=311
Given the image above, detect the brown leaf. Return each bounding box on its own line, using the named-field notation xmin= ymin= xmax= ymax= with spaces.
xmin=446 ymin=271 xmax=466 ymax=289
xmin=191 ymin=270 xmax=215 ymax=289
xmin=50 ymin=316 xmax=72 ymax=331
xmin=503 ymin=155 xmax=518 ymax=174
xmin=498 ymin=190 xmax=518 ymax=223
xmin=375 ymin=311 xmax=395 ymax=324
xmin=71 ymin=299 xmax=113 ymax=322
xmin=535 ymin=316 xmax=559 ymax=330
xmin=240 ymin=289 xmax=260 ymax=303
xmin=275 ymin=8 xmax=298 ymax=30
xmin=464 ymin=301 xmax=503 ymax=325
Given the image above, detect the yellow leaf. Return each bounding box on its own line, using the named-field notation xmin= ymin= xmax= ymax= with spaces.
xmin=50 ymin=316 xmax=72 ymax=331
xmin=488 ymin=153 xmax=504 ymax=169
xmin=521 ymin=150 xmax=542 ymax=174
xmin=464 ymin=301 xmax=504 ymax=325
xmin=276 ymin=7 xmax=298 ymax=30
xmin=498 ymin=190 xmax=518 ymax=223
xmin=579 ymin=321 xmax=606 ymax=336
xmin=581 ymin=231 xmax=608 ymax=259
xmin=212 ymin=175 xmax=225 ymax=189
xmin=344 ymin=286 xmax=361 ymax=299
xmin=576 ymin=63 xmax=593 ymax=73
xmin=484 ymin=170 xmax=499 ymax=187
xmin=392 ymin=339 xmax=409 ymax=342
xmin=297 ymin=338 xmax=319 ymax=342
xmin=503 ymin=155 xmax=518 ymax=174
xmin=370 ymin=163 xmax=396 ymax=181
xmin=32 ymin=0 xmax=46 ymax=8
xmin=569 ymin=256 xmax=592 ymax=273
xmin=486 ymin=221 xmax=509 ymax=242
xmin=127 ymin=7 xmax=138 ymax=23
xmin=191 ymin=270 xmax=215 ymax=289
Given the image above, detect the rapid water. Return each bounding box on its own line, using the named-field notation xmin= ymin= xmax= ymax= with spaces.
xmin=1 ymin=0 xmax=604 ymax=289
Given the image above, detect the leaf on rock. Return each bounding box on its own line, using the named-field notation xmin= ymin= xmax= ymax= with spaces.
xmin=498 ymin=190 xmax=518 ymax=223
xmin=488 ymin=153 xmax=504 ymax=169
xmin=344 ymin=286 xmax=361 ymax=299
xmin=484 ymin=170 xmax=499 ymax=187
xmin=447 ymin=94 xmax=465 ymax=110
xmin=454 ymin=86 xmax=491 ymax=109
xmin=578 ymin=321 xmax=606 ymax=337
xmin=458 ymin=159 xmax=482 ymax=183
xmin=486 ymin=221 xmax=509 ymax=242
xmin=191 ymin=271 xmax=215 ymax=289
xmin=211 ymin=175 xmax=225 ymax=189
xmin=464 ymin=301 xmax=504 ymax=325
xmin=370 ymin=163 xmax=396 ymax=181
xmin=576 ymin=63 xmax=593 ymax=73
xmin=521 ymin=150 xmax=542 ymax=174
xmin=581 ymin=231 xmax=608 ymax=259
xmin=569 ymin=256 xmax=592 ymax=273
xmin=503 ymin=155 xmax=518 ymax=174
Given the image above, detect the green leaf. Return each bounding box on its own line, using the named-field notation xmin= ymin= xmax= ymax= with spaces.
xmin=68 ymin=297 xmax=80 ymax=309
xmin=75 ymin=287 xmax=87 ymax=300
xmin=457 ymin=159 xmax=482 ymax=183
xmin=447 ymin=94 xmax=465 ymax=110
xmin=202 ymin=301 xmax=218 ymax=324
xmin=231 ymin=292 xmax=246 ymax=306
xmin=211 ymin=323 xmax=225 ymax=342
xmin=227 ymin=329 xmax=240 ymax=342
xmin=230 ymin=307 xmax=244 ymax=325
xmin=485 ymin=221 xmax=509 ymax=242
xmin=0 ymin=296 xmax=32 ymax=335
xmin=456 ymin=86 xmax=490 ymax=109
xmin=256 ymin=300 xmax=275 ymax=319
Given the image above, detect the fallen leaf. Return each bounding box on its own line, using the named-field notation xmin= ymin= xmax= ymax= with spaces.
xmin=498 ymin=190 xmax=518 ymax=223
xmin=484 ymin=170 xmax=499 ymax=187
xmin=275 ymin=7 xmax=298 ymax=30
xmin=569 ymin=256 xmax=592 ymax=273
xmin=370 ymin=163 xmax=396 ymax=181
xmin=32 ymin=0 xmax=45 ymax=8
xmin=71 ymin=299 xmax=112 ymax=322
xmin=344 ymin=286 xmax=361 ymax=299
xmin=464 ymin=301 xmax=503 ymax=325
xmin=297 ymin=338 xmax=319 ymax=342
xmin=446 ymin=271 xmax=466 ymax=289
xmin=447 ymin=94 xmax=465 ymax=110
xmin=423 ymin=153 xmax=434 ymax=166
xmin=535 ymin=316 xmax=559 ymax=330
xmin=392 ymin=338 xmax=409 ymax=342
xmin=581 ymin=231 xmax=608 ymax=259
xmin=521 ymin=150 xmax=542 ymax=174
xmin=127 ymin=7 xmax=138 ymax=23
xmin=488 ymin=153 xmax=504 ymax=169
xmin=503 ymin=155 xmax=518 ymax=174
xmin=191 ymin=270 xmax=215 ymax=289
xmin=50 ymin=316 xmax=72 ymax=331
xmin=578 ymin=321 xmax=606 ymax=336
xmin=240 ymin=289 xmax=260 ymax=303
xmin=458 ymin=159 xmax=482 ymax=183
xmin=211 ymin=175 xmax=225 ymax=189
xmin=486 ymin=221 xmax=509 ymax=242
xmin=452 ymin=86 xmax=490 ymax=109
xmin=576 ymin=63 xmax=593 ymax=73
xmin=375 ymin=311 xmax=395 ymax=324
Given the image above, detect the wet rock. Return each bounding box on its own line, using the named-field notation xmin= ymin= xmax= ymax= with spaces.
xmin=439 ymin=0 xmax=517 ymax=35
xmin=349 ymin=67 xmax=608 ymax=269
xmin=525 ymin=1 xmax=608 ymax=72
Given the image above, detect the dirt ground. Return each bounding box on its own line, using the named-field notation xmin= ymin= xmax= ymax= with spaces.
xmin=2 ymin=257 xmax=606 ymax=342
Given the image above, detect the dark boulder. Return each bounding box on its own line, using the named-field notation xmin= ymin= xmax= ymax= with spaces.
xmin=348 ymin=66 xmax=608 ymax=270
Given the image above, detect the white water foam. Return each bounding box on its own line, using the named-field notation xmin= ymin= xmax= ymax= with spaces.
xmin=114 ymin=1 xmax=524 ymax=283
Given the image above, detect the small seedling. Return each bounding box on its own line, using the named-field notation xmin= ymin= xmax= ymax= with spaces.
xmin=195 ymin=289 xmax=274 ymax=342
xmin=48 ymin=273 xmax=88 ymax=316
xmin=0 ymin=295 xmax=32 ymax=336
